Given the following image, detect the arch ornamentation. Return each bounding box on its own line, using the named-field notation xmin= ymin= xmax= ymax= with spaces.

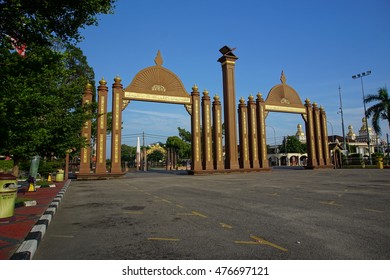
xmin=123 ymin=50 xmax=192 ymax=115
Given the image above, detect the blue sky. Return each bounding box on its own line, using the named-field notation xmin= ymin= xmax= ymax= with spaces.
xmin=78 ymin=0 xmax=390 ymax=148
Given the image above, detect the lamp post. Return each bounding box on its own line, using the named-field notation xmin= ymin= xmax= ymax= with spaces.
xmin=338 ymin=86 xmax=347 ymax=150
xmin=352 ymin=70 xmax=372 ymax=165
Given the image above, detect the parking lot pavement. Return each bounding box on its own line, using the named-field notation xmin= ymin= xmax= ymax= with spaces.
xmin=33 ymin=168 xmax=390 ymax=260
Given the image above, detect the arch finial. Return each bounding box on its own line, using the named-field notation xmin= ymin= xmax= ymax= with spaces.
xmin=154 ymin=50 xmax=163 ymax=66
xmin=280 ymin=70 xmax=286 ymax=84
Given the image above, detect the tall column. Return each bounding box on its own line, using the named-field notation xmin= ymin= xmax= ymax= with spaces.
xmin=110 ymin=76 xmax=123 ymax=173
xmin=238 ymin=98 xmax=250 ymax=169
xmin=212 ymin=95 xmax=224 ymax=170
xmin=247 ymin=95 xmax=260 ymax=169
xmin=79 ymin=83 xmax=93 ymax=175
xmin=95 ymin=78 xmax=108 ymax=174
xmin=218 ymin=48 xmax=239 ymax=170
xmin=313 ymin=102 xmax=324 ymax=166
xmin=320 ymin=106 xmax=331 ymax=166
xmin=191 ymin=85 xmax=202 ymax=172
xmin=305 ymin=99 xmax=318 ymax=168
xmin=202 ymin=90 xmax=213 ymax=170
xmin=256 ymin=93 xmax=269 ymax=168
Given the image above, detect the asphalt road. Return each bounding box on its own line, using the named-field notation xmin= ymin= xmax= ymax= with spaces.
xmin=33 ymin=168 xmax=390 ymax=260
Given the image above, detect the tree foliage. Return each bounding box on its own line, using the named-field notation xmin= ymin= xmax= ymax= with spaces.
xmin=364 ymin=87 xmax=390 ymax=135
xmin=0 ymin=0 xmax=116 ymax=48
xmin=279 ymin=136 xmax=307 ymax=153
xmin=0 ymin=44 xmax=95 ymax=173
xmin=0 ymin=1 xmax=116 ymax=175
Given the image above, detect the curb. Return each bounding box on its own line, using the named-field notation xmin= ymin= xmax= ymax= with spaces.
xmin=10 ymin=179 xmax=71 ymax=260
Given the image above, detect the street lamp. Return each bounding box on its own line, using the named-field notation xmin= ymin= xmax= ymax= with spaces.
xmin=338 ymin=86 xmax=347 ymax=151
xmin=352 ymin=70 xmax=372 ymax=165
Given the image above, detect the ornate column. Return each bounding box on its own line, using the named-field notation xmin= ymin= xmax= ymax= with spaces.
xmin=304 ymin=99 xmax=318 ymax=168
xmin=218 ymin=47 xmax=239 ymax=170
xmin=191 ymin=85 xmax=202 ymax=172
xmin=212 ymin=95 xmax=224 ymax=170
xmin=110 ymin=76 xmax=123 ymax=173
xmin=202 ymin=90 xmax=213 ymax=170
xmin=320 ymin=106 xmax=331 ymax=166
xmin=256 ymin=93 xmax=269 ymax=168
xmin=247 ymin=95 xmax=260 ymax=169
xmin=79 ymin=83 xmax=93 ymax=175
xmin=95 ymin=78 xmax=108 ymax=174
xmin=238 ymin=98 xmax=250 ymax=169
xmin=313 ymin=102 xmax=324 ymax=166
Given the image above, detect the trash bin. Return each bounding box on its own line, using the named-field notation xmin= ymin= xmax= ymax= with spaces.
xmin=0 ymin=174 xmax=18 ymax=220
xmin=55 ymin=169 xmax=64 ymax=182
xmin=29 ymin=156 xmax=40 ymax=178
xmin=376 ymin=156 xmax=384 ymax=169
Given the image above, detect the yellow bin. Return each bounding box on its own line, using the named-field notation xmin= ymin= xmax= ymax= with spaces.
xmin=0 ymin=174 xmax=18 ymax=219
xmin=55 ymin=169 xmax=64 ymax=182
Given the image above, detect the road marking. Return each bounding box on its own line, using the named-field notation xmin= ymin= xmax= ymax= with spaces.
xmin=266 ymin=192 xmax=280 ymax=197
xmin=363 ymin=208 xmax=384 ymax=213
xmin=144 ymin=192 xmax=152 ymax=195
xmin=147 ymin=237 xmax=180 ymax=241
xmin=161 ymin=199 xmax=172 ymax=203
xmin=123 ymin=211 xmax=144 ymax=215
xmin=154 ymin=195 xmax=160 ymax=199
xmin=235 ymin=235 xmax=288 ymax=252
xmin=319 ymin=200 xmax=343 ymax=207
xmin=51 ymin=235 xmax=74 ymax=238
xmin=220 ymin=223 xmax=233 ymax=229
xmin=191 ymin=211 xmax=207 ymax=218
xmin=176 ymin=211 xmax=207 ymax=218
xmin=176 ymin=204 xmax=185 ymax=209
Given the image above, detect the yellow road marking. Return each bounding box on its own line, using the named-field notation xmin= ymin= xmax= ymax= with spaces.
xmin=363 ymin=208 xmax=384 ymax=213
xmin=235 ymin=235 xmax=288 ymax=252
xmin=176 ymin=204 xmax=185 ymax=208
xmin=147 ymin=237 xmax=180 ymax=241
xmin=144 ymin=192 xmax=152 ymax=195
xmin=161 ymin=199 xmax=172 ymax=203
xmin=266 ymin=192 xmax=280 ymax=197
xmin=191 ymin=211 xmax=207 ymax=218
xmin=319 ymin=200 xmax=343 ymax=207
xmin=123 ymin=211 xmax=144 ymax=215
xmin=220 ymin=223 xmax=233 ymax=229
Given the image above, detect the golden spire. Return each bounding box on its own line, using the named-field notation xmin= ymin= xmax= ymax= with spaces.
xmin=154 ymin=50 xmax=163 ymax=66
xmin=280 ymin=70 xmax=286 ymax=84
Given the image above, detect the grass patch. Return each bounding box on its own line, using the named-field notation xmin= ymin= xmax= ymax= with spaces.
xmin=15 ymin=197 xmax=34 ymax=208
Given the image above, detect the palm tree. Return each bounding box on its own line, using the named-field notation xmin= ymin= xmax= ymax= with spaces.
xmin=364 ymin=87 xmax=390 ymax=134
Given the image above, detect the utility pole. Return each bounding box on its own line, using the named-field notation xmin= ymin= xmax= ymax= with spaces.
xmin=352 ymin=71 xmax=372 ymax=165
xmin=142 ymin=131 xmax=147 ymax=171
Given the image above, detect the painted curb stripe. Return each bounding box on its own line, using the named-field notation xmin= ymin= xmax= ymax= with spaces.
xmin=10 ymin=179 xmax=71 ymax=260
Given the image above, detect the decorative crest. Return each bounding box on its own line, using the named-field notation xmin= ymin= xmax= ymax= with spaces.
xmin=154 ymin=50 xmax=163 ymax=66
xmin=280 ymin=70 xmax=286 ymax=84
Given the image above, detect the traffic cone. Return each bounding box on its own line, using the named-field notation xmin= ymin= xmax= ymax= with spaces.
xmin=28 ymin=183 xmax=36 ymax=192
xmin=47 ymin=174 xmax=52 ymax=182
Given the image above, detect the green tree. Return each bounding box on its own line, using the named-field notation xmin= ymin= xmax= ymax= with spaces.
xmin=364 ymin=87 xmax=390 ymax=135
xmin=0 ymin=1 xmax=116 ymax=176
xmin=177 ymin=127 xmax=191 ymax=143
xmin=166 ymin=136 xmax=191 ymax=160
xmin=0 ymin=0 xmax=116 ymax=48
xmin=121 ymin=144 xmax=135 ymax=162
xmin=279 ymin=136 xmax=307 ymax=153
xmin=0 ymin=44 xmax=95 ymax=175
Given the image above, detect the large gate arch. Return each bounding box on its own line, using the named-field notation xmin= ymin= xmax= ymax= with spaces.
xmin=107 ymin=51 xmax=194 ymax=174
xmin=263 ymin=71 xmax=332 ymax=168
xmin=79 ymin=47 xmax=332 ymax=178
